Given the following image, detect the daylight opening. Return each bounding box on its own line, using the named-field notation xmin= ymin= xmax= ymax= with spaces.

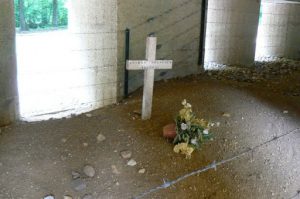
xmin=15 ymin=0 xmax=118 ymax=122
xmin=14 ymin=0 xmax=75 ymax=121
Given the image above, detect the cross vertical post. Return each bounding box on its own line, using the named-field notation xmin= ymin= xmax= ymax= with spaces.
xmin=126 ymin=36 xmax=173 ymax=120
xmin=142 ymin=37 xmax=156 ymax=120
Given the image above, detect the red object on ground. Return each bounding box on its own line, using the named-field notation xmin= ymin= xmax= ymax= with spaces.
xmin=163 ymin=123 xmax=177 ymax=139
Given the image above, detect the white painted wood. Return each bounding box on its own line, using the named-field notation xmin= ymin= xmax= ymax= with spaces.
xmin=142 ymin=68 xmax=155 ymax=120
xmin=126 ymin=36 xmax=173 ymax=120
xmin=126 ymin=60 xmax=173 ymax=70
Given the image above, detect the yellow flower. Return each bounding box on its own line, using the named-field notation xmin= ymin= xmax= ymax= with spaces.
xmin=182 ymin=99 xmax=187 ymax=106
xmin=173 ymin=143 xmax=195 ymax=158
xmin=179 ymin=108 xmax=193 ymax=121
xmin=192 ymin=118 xmax=209 ymax=128
xmin=182 ymin=99 xmax=192 ymax=109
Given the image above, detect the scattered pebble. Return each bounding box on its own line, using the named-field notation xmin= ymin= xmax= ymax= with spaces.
xmin=283 ymin=110 xmax=289 ymax=114
xmin=71 ymin=171 xmax=81 ymax=179
xmin=222 ymin=113 xmax=231 ymax=117
xmin=61 ymin=138 xmax=67 ymax=143
xmin=83 ymin=143 xmax=88 ymax=147
xmin=127 ymin=159 xmax=137 ymax=166
xmin=63 ymin=195 xmax=73 ymax=199
xmin=83 ymin=165 xmax=95 ymax=177
xmin=44 ymin=195 xmax=55 ymax=199
xmin=216 ymin=122 xmax=221 ymax=127
xmin=111 ymin=165 xmax=120 ymax=174
xmin=133 ymin=110 xmax=141 ymax=116
xmin=138 ymin=168 xmax=146 ymax=174
xmin=60 ymin=155 xmax=67 ymax=161
xmin=86 ymin=113 xmax=92 ymax=118
xmin=120 ymin=150 xmax=132 ymax=159
xmin=71 ymin=178 xmax=86 ymax=192
xmin=82 ymin=194 xmax=93 ymax=199
xmin=97 ymin=134 xmax=106 ymax=142
xmin=205 ymin=57 xmax=299 ymax=83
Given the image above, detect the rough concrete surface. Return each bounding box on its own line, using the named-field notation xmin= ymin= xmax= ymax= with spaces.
xmin=205 ymin=0 xmax=260 ymax=67
xmin=0 ymin=63 xmax=299 ymax=199
xmin=0 ymin=0 xmax=18 ymax=126
xmin=117 ymin=0 xmax=202 ymax=95
xmin=256 ymin=2 xmax=300 ymax=60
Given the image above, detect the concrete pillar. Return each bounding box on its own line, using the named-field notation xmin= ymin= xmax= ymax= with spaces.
xmin=68 ymin=0 xmax=118 ymax=109
xmin=0 ymin=1 xmax=18 ymax=126
xmin=205 ymin=0 xmax=261 ymax=68
xmin=256 ymin=2 xmax=300 ymax=60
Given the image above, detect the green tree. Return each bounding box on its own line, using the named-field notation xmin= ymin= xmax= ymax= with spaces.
xmin=52 ymin=0 xmax=58 ymax=27
xmin=18 ymin=0 xmax=27 ymax=31
xmin=14 ymin=0 xmax=68 ymax=31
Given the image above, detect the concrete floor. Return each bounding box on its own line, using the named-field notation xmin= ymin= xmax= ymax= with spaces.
xmin=0 ymin=71 xmax=299 ymax=199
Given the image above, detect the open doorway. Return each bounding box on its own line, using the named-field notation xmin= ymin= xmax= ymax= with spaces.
xmin=14 ymin=0 xmax=73 ymax=121
xmin=14 ymin=1 xmax=119 ymax=122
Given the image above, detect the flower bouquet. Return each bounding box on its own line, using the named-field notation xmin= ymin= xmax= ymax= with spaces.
xmin=173 ymin=99 xmax=211 ymax=158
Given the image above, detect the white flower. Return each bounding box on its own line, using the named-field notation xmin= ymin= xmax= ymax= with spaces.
xmin=186 ymin=103 xmax=192 ymax=108
xmin=203 ymin=129 xmax=209 ymax=135
xmin=191 ymin=138 xmax=197 ymax=145
xmin=181 ymin=123 xmax=188 ymax=130
xmin=182 ymin=99 xmax=187 ymax=106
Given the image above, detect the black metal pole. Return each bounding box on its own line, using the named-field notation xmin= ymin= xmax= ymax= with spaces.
xmin=124 ymin=28 xmax=130 ymax=98
xmin=198 ymin=0 xmax=208 ymax=66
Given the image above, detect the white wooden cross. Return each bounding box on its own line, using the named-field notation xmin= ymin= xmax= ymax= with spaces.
xmin=126 ymin=36 xmax=173 ymax=120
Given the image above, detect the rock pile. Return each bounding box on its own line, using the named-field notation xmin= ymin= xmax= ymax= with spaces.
xmin=204 ymin=57 xmax=300 ymax=83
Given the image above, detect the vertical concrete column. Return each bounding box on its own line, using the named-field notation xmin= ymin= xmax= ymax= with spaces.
xmin=257 ymin=2 xmax=300 ymax=60
xmin=0 ymin=1 xmax=18 ymax=126
xmin=68 ymin=0 xmax=118 ymax=109
xmin=205 ymin=0 xmax=260 ymax=68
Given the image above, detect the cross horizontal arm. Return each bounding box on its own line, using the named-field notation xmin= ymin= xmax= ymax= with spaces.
xmin=126 ymin=60 xmax=173 ymax=70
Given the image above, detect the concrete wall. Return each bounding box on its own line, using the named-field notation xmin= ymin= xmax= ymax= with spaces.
xmin=0 ymin=1 xmax=18 ymax=126
xmin=117 ymin=0 xmax=202 ymax=95
xmin=64 ymin=0 xmax=118 ymax=117
xmin=205 ymin=0 xmax=260 ymax=68
xmin=256 ymin=2 xmax=300 ymax=60
xmin=69 ymin=0 xmax=117 ymax=111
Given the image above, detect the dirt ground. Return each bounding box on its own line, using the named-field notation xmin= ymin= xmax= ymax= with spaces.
xmin=0 ymin=69 xmax=299 ymax=199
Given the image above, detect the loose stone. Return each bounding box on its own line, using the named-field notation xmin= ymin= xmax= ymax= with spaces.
xmin=127 ymin=159 xmax=137 ymax=166
xmin=120 ymin=150 xmax=132 ymax=159
xmin=83 ymin=142 xmax=88 ymax=147
xmin=86 ymin=113 xmax=92 ymax=117
xmin=82 ymin=194 xmax=93 ymax=199
xmin=222 ymin=113 xmax=231 ymax=117
xmin=71 ymin=178 xmax=86 ymax=192
xmin=71 ymin=171 xmax=81 ymax=179
xmin=97 ymin=134 xmax=106 ymax=142
xmin=44 ymin=195 xmax=55 ymax=199
xmin=111 ymin=165 xmax=120 ymax=174
xmin=83 ymin=165 xmax=96 ymax=177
